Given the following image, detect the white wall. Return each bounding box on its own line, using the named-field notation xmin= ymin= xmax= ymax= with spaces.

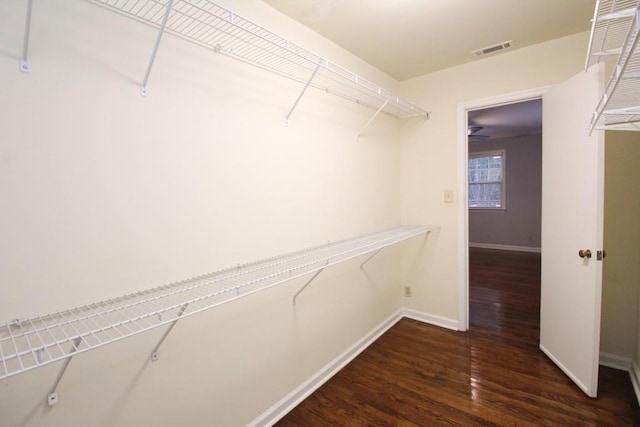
xmin=0 ymin=1 xmax=407 ymax=425
xmin=602 ymin=131 xmax=640 ymax=360
xmin=398 ymin=32 xmax=589 ymax=321
xmin=469 ymin=134 xmax=542 ymax=250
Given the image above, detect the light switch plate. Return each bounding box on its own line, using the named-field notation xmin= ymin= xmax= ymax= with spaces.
xmin=444 ymin=189 xmax=454 ymax=203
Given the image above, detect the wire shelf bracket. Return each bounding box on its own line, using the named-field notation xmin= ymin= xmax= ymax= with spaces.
xmin=47 ymin=337 xmax=82 ymax=406
xmin=284 ymin=62 xmax=426 ymax=136
xmin=285 ymin=62 xmax=322 ymax=126
xmin=586 ymin=0 xmax=640 ymax=132
xmin=19 ymin=0 xmax=34 ymax=73
xmin=140 ymin=0 xmax=174 ymax=97
xmin=360 ymin=247 xmax=385 ymax=270
xmin=150 ymin=303 xmax=187 ymax=362
xmin=357 ymin=98 xmax=391 ymax=140
xmin=292 ymin=260 xmax=328 ymax=305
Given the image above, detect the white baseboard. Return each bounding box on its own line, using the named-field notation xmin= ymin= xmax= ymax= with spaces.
xmin=249 ymin=308 xmax=458 ymax=426
xmin=469 ymin=242 xmax=541 ymax=253
xmin=599 ymin=352 xmax=632 ymax=371
xmin=600 ymin=353 xmax=640 ymax=407
xmin=400 ymin=308 xmax=460 ymax=331
xmin=631 ymin=361 xmax=640 ymax=407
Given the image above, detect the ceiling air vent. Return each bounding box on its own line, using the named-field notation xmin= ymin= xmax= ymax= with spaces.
xmin=472 ymin=40 xmax=513 ymax=57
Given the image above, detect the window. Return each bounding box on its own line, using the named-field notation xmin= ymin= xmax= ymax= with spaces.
xmin=468 ymin=149 xmax=506 ymax=209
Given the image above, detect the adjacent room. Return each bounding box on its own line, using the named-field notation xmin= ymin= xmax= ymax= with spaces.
xmin=1 ymin=0 xmax=640 ymax=425
xmin=467 ymin=99 xmax=542 ymax=253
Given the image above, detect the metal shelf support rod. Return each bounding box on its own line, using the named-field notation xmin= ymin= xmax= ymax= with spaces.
xmin=357 ymin=98 xmax=390 ymax=139
xmin=285 ymin=62 xmax=322 ymax=125
xmin=584 ymin=0 xmax=602 ymax=69
xmin=20 ymin=0 xmax=34 ymax=73
xmin=150 ymin=304 xmax=188 ymax=362
xmin=140 ymin=0 xmax=174 ymax=97
xmin=47 ymin=337 xmax=82 ymax=407
xmin=360 ymin=248 xmax=384 ymax=270
xmin=293 ymin=260 xmax=329 ymax=304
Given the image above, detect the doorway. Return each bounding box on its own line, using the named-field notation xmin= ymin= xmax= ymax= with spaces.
xmin=456 ymin=87 xmax=550 ymax=331
xmin=458 ymin=68 xmax=606 ymax=397
xmin=467 ymin=99 xmax=543 ymax=332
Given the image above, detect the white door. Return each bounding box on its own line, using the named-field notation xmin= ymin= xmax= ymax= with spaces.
xmin=540 ymin=64 xmax=605 ymax=397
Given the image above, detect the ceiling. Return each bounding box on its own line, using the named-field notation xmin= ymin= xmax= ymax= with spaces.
xmin=262 ymin=1 xmax=588 ymax=140
xmin=468 ymin=99 xmax=542 ymax=141
xmin=263 ymin=0 xmax=596 ymax=81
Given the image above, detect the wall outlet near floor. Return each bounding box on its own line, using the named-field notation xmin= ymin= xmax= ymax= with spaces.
xmin=404 ymin=286 xmax=412 ymax=297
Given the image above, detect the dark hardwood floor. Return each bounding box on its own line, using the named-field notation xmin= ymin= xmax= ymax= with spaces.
xmin=276 ymin=248 xmax=640 ymax=426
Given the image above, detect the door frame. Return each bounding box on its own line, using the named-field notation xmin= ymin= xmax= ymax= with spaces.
xmin=456 ymin=86 xmax=551 ymax=331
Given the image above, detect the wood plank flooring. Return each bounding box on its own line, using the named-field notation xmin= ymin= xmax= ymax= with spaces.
xmin=276 ymin=248 xmax=640 ymax=426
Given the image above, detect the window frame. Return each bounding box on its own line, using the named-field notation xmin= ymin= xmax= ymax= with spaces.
xmin=468 ymin=148 xmax=507 ymax=211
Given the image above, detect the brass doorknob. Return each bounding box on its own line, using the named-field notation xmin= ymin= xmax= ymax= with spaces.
xmin=578 ymin=249 xmax=592 ymax=259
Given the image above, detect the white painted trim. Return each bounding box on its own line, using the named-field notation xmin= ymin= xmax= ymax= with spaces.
xmin=598 ymin=354 xmax=639 ymax=406
xmin=457 ymin=105 xmax=470 ymax=331
xmin=599 ymin=352 xmax=632 ymax=371
xmin=249 ymin=308 xmax=458 ymax=426
xmin=631 ymin=360 xmax=640 ymax=407
xmin=400 ymin=308 xmax=460 ymax=331
xmin=469 ymin=242 xmax=541 ymax=253
xmin=540 ymin=343 xmax=593 ymax=397
xmin=457 ymin=86 xmax=553 ymax=334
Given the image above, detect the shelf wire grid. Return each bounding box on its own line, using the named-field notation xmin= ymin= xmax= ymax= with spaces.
xmin=0 ymin=225 xmax=435 ymax=380
xmin=586 ymin=0 xmax=640 ymax=131
xmin=87 ymin=0 xmax=428 ymax=118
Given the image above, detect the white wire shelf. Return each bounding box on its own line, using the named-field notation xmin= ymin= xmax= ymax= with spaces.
xmin=84 ymin=0 xmax=428 ymax=120
xmin=0 ymin=225 xmax=435 ymax=381
xmin=586 ymin=0 xmax=640 ymax=131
